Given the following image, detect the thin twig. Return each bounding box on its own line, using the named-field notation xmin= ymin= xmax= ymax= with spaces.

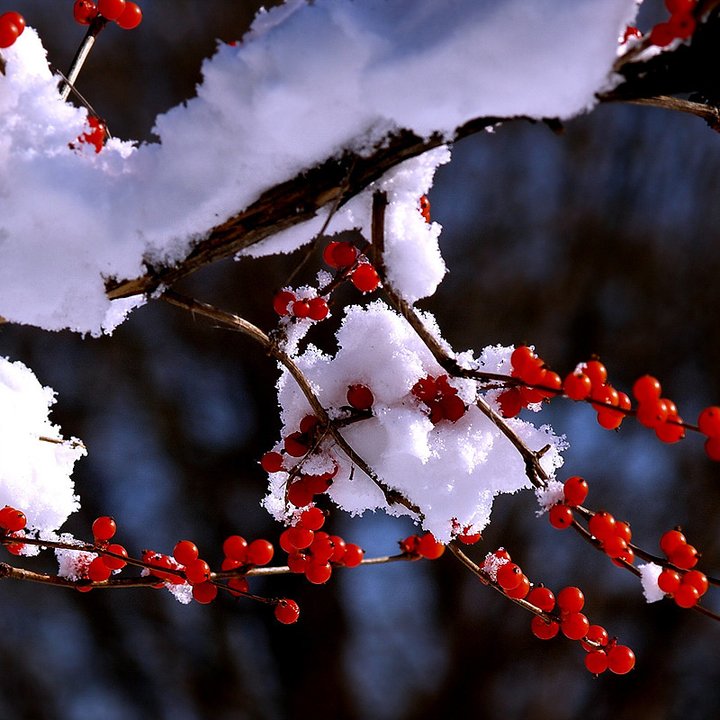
xmin=59 ymin=16 xmax=108 ymax=101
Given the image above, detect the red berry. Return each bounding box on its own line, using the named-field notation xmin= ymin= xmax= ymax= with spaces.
xmin=660 ymin=529 xmax=686 ymax=556
xmin=563 ymin=371 xmax=592 ymax=401
xmin=496 ymin=562 xmax=523 ymax=591
xmin=658 ymin=568 xmax=681 ymax=594
xmin=192 ymin=581 xmax=218 ymax=604
xmin=246 ymin=539 xmax=274 ymax=566
xmin=184 ymin=558 xmax=211 ymax=585
xmin=299 ymin=507 xmax=325 ymax=531
xmin=704 ymin=436 xmax=720 ymax=461
xmin=632 ymin=375 xmax=662 ymax=404
xmin=347 ymin=384 xmax=374 ymax=411
xmin=585 ymin=650 xmax=609 ymax=675
xmin=563 ymin=476 xmax=589 ymax=507
xmin=0 ymin=506 xmax=26 ymax=533
xmin=227 ymin=577 xmax=249 ymax=596
xmin=305 ymin=560 xmax=332 ymax=584
xmin=350 ymin=264 xmax=380 ymax=293
xmin=602 ymin=535 xmax=629 ymax=559
xmin=73 ymin=0 xmax=98 ymax=24
xmin=561 ymin=612 xmax=590 ymax=640
xmin=458 ymin=531 xmax=482 ymax=545
xmin=1 ymin=11 xmax=24 ymax=33
xmin=669 ymin=542 xmax=698 ymax=569
xmin=97 ymin=0 xmax=126 ymax=21
xmin=548 ymin=504 xmax=573 ymax=530
xmin=287 ymin=551 xmax=308 ymax=574
xmin=328 ymin=535 xmax=347 ymax=563
xmin=527 ymin=586 xmax=555 ymax=612
xmin=287 ymin=480 xmax=315 ymax=507
xmin=588 ymin=511 xmax=616 ymax=542
xmin=614 ymin=521 xmax=632 ymax=544
xmin=273 ymin=290 xmax=296 ymax=316
xmin=260 ymin=451 xmax=284 ymax=473
xmin=530 ymin=616 xmax=559 ymax=640
xmin=607 ymin=645 xmax=635 ymax=674
xmin=330 ymin=241 xmax=359 ymax=268
xmin=698 ymin=406 xmax=720 ymax=438
xmin=674 ymin=582 xmax=700 ymax=608
xmin=583 ymin=360 xmax=608 ymax=388
xmin=0 ymin=13 xmax=21 ymax=48
xmin=582 ymin=624 xmax=609 ymax=652
xmin=497 ymin=388 xmax=524 ymax=418
xmin=286 ymin=525 xmax=314 ymax=550
xmin=274 ymin=598 xmax=300 ymax=624
xmin=419 ymin=195 xmax=431 ymax=223
xmin=79 ymin=115 xmax=107 ymax=153
xmin=341 ymin=543 xmax=364 ymax=567
xmin=307 ymin=297 xmax=329 ymax=321
xmin=92 ymin=516 xmax=116 ymax=542
xmin=557 ymin=586 xmax=585 ymax=613
xmin=115 ymin=1 xmax=142 ymax=29
xmin=439 ymin=394 xmax=466 ymax=422
xmin=683 ymin=570 xmax=709 ymax=596
xmin=505 ymin=574 xmax=530 ymax=599
xmin=291 ymin=300 xmax=310 ymax=318
xmin=417 ymin=532 xmax=445 ymax=560
xmin=102 ymin=543 xmax=128 ymax=570
xmin=223 ymin=535 xmax=248 ymax=562
xmin=655 ymin=416 xmax=686 ymax=443
xmin=649 ymin=21 xmax=677 ymax=47
xmin=284 ymin=431 xmax=309 ymax=458
xmin=88 ymin=556 xmax=112 ymax=582
xmin=173 ymin=540 xmax=199 ymax=567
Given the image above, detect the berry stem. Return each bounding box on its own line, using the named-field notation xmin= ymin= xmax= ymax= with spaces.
xmin=59 ymin=15 xmax=109 ymax=101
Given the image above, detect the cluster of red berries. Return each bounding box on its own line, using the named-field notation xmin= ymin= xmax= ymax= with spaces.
xmin=411 ymin=374 xmax=466 ymax=424
xmin=485 ymin=549 xmax=636 ymax=674
xmin=73 ymin=0 xmax=142 ymax=30
xmin=649 ymin=0 xmax=697 ymax=47
xmin=399 ymin=531 xmax=446 ymax=559
xmin=497 ymin=346 xmax=562 ymax=418
xmin=322 ymin=240 xmax=380 ymax=293
xmin=280 ymin=506 xmax=364 ymax=584
xmin=273 ymin=290 xmax=329 ymax=321
xmin=0 ymin=11 xmax=24 ymax=49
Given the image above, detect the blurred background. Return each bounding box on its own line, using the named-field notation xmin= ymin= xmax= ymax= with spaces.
xmin=1 ymin=1 xmax=719 ymax=718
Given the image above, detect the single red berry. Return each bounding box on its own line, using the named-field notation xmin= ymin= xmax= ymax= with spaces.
xmin=588 ymin=511 xmax=617 ymax=542
xmin=637 ymin=398 xmax=670 ymax=428
xmin=305 ymin=560 xmax=332 ymax=584
xmin=505 ymin=574 xmax=530 ymax=599
xmin=658 ymin=568 xmax=682 ymax=594
xmin=287 ymin=551 xmax=308 ymax=574
xmin=347 ymin=384 xmax=374 ymax=411
xmin=0 ymin=507 xmax=26 ymax=533
xmin=563 ymin=476 xmax=589 ymax=507
xmin=698 ymin=406 xmax=720 ymax=438
xmin=557 ymin=586 xmax=585 ymax=614
xmin=704 ymin=436 xmax=720 ymax=461
xmin=607 ymin=645 xmax=635 ymax=675
xmin=0 ymin=13 xmax=22 ymax=48
xmin=97 ymin=0 xmax=126 ymax=21
xmin=530 ymin=616 xmax=559 ymax=640
xmin=299 ymin=414 xmax=320 ymax=434
xmin=417 ymin=532 xmax=445 ymax=560
xmin=674 ymin=582 xmax=700 ymax=608
xmin=439 ymin=394 xmax=466 ymax=422
xmin=350 ymin=263 xmax=380 ymax=293
xmin=192 ymin=581 xmax=218 ymax=604
xmin=115 ymin=1 xmax=142 ymax=29
xmin=284 ymin=431 xmax=309 ymax=458
xmin=291 ymin=300 xmax=310 ymax=318
xmin=307 ymin=297 xmax=329 ymax=321
xmin=561 ymin=612 xmax=590 ymax=640
xmin=412 ymin=376 xmax=437 ymax=403
xmin=92 ymin=516 xmax=116 ymax=542
xmin=649 ymin=21 xmax=677 ymax=47
xmin=670 ymin=12 xmax=696 ymax=39
xmin=596 ymin=406 xmax=625 ymax=430
xmin=341 ymin=543 xmax=364 ymax=567
xmin=669 ymin=542 xmax=698 ymax=569
xmin=622 ymin=25 xmax=642 ymax=42
xmin=527 ymin=586 xmax=555 ymax=612
xmin=496 ymin=562 xmax=523 ymax=591
xmin=102 ymin=543 xmax=128 ymax=570
xmin=548 ymin=504 xmax=573 ymax=530
xmin=246 ymin=539 xmax=274 ymax=566
xmin=88 ymin=556 xmax=112 ymax=582
xmin=683 ymin=570 xmax=709 ymax=597
xmin=223 ymin=535 xmax=248 ymax=563
xmin=497 ymin=388 xmax=523 ymax=418
xmin=287 ymin=480 xmax=315 ymax=508
xmin=660 ymin=529 xmax=687 ymax=556
xmin=583 ymin=360 xmax=608 ymax=388
xmin=173 ymin=540 xmax=199 ymax=567
xmin=419 ymin=195 xmax=431 ymax=223
xmin=614 ymin=520 xmax=632 ymax=544
xmin=299 ymin=507 xmax=325 ymax=531
xmin=73 ymin=0 xmax=98 ymax=24
xmin=221 ymin=557 xmax=243 ymax=571
xmin=227 ymin=577 xmax=249 ymax=596
xmin=184 ymin=558 xmax=211 ymax=585
xmin=585 ymin=650 xmax=609 ymax=675
xmin=328 ymin=535 xmax=347 ymax=563
xmin=563 ymin=371 xmax=592 ymax=401
xmin=632 ymin=375 xmax=662 ymax=404
xmin=602 ymin=535 xmax=629 ymax=560
xmin=510 ymin=346 xmax=536 ymax=374
xmin=458 ymin=532 xmax=482 ymax=545
xmin=273 ymin=290 xmax=296 ymax=316
xmin=286 ymin=525 xmax=314 ymax=550
xmin=260 ymin=451 xmax=284 ymax=473
xmin=581 ymin=624 xmax=609 ymax=652
xmin=274 ymin=598 xmax=300 ymax=624
xmin=330 ymin=241 xmax=359 ymax=268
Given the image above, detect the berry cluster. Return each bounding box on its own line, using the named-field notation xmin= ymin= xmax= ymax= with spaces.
xmin=73 ymin=0 xmax=143 ymax=30
xmin=273 ymin=289 xmax=329 ymax=321
xmin=483 ymin=549 xmax=634 ymax=674
xmin=77 ymin=114 xmax=108 ymax=153
xmin=649 ymin=0 xmax=697 ymax=47
xmin=411 ymin=374 xmax=466 ymax=424
xmin=322 ymin=240 xmax=380 ymax=293
xmin=0 ymin=11 xmax=24 ymax=49
xmin=280 ymin=506 xmax=364 ymax=584
xmin=497 ymin=345 xmax=561 ymax=418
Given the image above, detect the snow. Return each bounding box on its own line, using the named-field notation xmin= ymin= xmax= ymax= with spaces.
xmin=638 ymin=562 xmax=665 ymax=603
xmin=0 ymin=0 xmax=637 ymax=334
xmin=0 ymin=358 xmax=83 ymax=533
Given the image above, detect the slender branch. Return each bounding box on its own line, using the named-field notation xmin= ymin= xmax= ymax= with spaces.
xmin=59 ymin=16 xmax=108 ymax=101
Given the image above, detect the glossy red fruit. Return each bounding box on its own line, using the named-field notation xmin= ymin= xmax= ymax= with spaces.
xmin=192 ymin=581 xmax=218 ymax=604
xmin=246 ymin=539 xmax=274 ymax=566
xmin=350 ymin=263 xmax=380 ymax=293
xmin=184 ymin=558 xmax=211 ymax=585
xmin=698 ymin=406 xmax=720 ymax=438
xmin=273 ymin=290 xmax=296 ymax=316
xmin=97 ymin=0 xmax=126 ymax=21
xmin=549 ymin=504 xmax=573 ymax=530
xmin=607 ymin=645 xmax=635 ymax=674
xmin=341 ymin=543 xmax=364 ymax=567
xmin=347 ymin=384 xmax=374 ymax=411
xmin=260 ymin=451 xmax=284 ymax=473
xmin=417 ymin=532 xmax=445 ymax=560
xmin=305 ymin=560 xmax=332 ymax=584
xmin=223 ymin=535 xmax=248 ymax=562
xmin=585 ymin=650 xmax=609 ymax=675
xmin=557 ymin=586 xmax=585 ymax=613
xmin=102 ymin=543 xmax=128 ymax=570
xmin=563 ymin=371 xmax=592 ymax=401
xmin=73 ymin=0 xmax=98 ymax=24
xmin=530 ymin=616 xmax=559 ymax=640
xmin=88 ymin=556 xmax=112 ymax=582
xmin=307 ymin=297 xmax=329 ymax=321
xmin=588 ymin=511 xmax=617 ymax=542
xmin=0 ymin=12 xmax=22 ymax=48
xmin=274 ymin=598 xmax=300 ymax=624
xmin=92 ymin=516 xmax=116 ymax=541
xmin=299 ymin=507 xmax=325 ymax=531
xmin=563 ymin=476 xmax=589 ymax=507
xmin=561 ymin=612 xmax=590 ymax=640
xmin=173 ymin=540 xmax=199 ymax=566
xmin=496 ymin=562 xmax=523 ymax=591
xmin=115 ymin=1 xmax=142 ymax=29
xmin=0 ymin=506 xmax=26 ymax=532
xmin=526 ymin=586 xmax=555 ymax=612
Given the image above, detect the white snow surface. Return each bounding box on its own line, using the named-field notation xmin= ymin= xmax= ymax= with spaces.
xmin=0 ymin=0 xmax=637 ymax=334
xmin=0 ymin=358 xmax=83 ymax=532
xmin=638 ymin=562 xmax=665 ymax=603
xmin=263 ymin=303 xmax=566 ymax=542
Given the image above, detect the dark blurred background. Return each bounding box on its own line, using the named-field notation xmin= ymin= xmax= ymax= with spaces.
xmin=1 ymin=2 xmax=719 ymax=719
